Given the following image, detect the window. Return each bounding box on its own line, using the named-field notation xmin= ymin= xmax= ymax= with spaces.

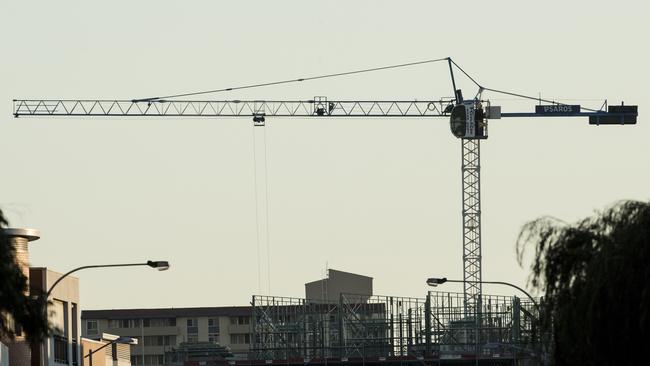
xmin=71 ymin=303 xmax=78 ymax=340
xmin=230 ymin=316 xmax=250 ymax=325
xmin=208 ymin=318 xmax=220 ymax=343
xmin=110 ymin=319 xmax=140 ymax=328
xmin=144 ymin=318 xmax=176 ymax=327
xmin=144 ymin=354 xmax=164 ymax=365
xmin=53 ymin=335 xmax=68 ymax=363
xmin=86 ymin=320 xmax=98 ymax=335
xmin=186 ymin=318 xmax=198 ymax=342
xmin=144 ymin=335 xmax=176 ymax=346
xmin=208 ymin=318 xmax=220 ymax=333
xmin=230 ymin=333 xmax=250 ymax=344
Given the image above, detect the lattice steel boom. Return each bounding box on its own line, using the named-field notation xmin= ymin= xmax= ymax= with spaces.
xmin=12 ymin=99 xmax=453 ymax=118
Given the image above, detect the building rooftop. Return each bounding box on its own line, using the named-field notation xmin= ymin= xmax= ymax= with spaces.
xmin=82 ymin=306 xmax=252 ymax=320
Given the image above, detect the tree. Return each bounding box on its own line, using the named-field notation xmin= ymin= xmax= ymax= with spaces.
xmin=517 ymin=200 xmax=650 ymax=366
xmin=0 ymin=209 xmax=50 ymax=343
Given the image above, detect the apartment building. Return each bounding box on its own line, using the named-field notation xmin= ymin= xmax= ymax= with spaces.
xmin=3 ymin=228 xmax=82 ymax=366
xmin=81 ymin=307 xmax=253 ymax=365
xmin=31 ymin=267 xmax=82 ymax=366
xmin=80 ymin=268 xmax=373 ymax=366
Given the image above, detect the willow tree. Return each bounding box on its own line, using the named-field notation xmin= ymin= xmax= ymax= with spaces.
xmin=0 ymin=209 xmax=49 ymax=343
xmin=517 ymin=200 xmax=650 ymax=366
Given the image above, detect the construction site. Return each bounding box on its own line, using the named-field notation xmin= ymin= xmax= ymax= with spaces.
xmin=249 ymin=291 xmax=538 ymax=365
xmin=11 ymin=56 xmax=637 ymax=366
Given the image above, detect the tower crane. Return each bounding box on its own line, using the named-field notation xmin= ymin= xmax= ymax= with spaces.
xmin=12 ymin=57 xmax=638 ymax=318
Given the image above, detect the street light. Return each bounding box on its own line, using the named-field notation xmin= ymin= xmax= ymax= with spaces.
xmin=426 ymin=277 xmax=538 ymax=308
xmin=41 ymin=260 xmax=169 ymax=366
xmin=147 ymin=260 xmax=170 ymax=271
xmin=84 ymin=336 xmax=137 ymax=366
xmin=46 ymin=260 xmax=170 ymax=297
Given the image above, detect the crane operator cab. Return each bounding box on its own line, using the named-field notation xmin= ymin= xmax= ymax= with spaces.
xmin=450 ymin=100 xmax=488 ymax=139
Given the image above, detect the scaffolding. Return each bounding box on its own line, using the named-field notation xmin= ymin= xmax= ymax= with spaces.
xmin=251 ymin=292 xmax=538 ymax=365
xmin=429 ymin=291 xmax=538 ymax=362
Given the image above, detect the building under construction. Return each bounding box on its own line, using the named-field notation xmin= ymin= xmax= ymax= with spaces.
xmin=81 ymin=269 xmax=539 ymax=366
xmin=247 ymin=270 xmax=539 ymax=366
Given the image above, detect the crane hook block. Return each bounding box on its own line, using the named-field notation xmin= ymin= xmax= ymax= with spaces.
xmin=253 ymin=114 xmax=266 ymax=126
xmin=450 ymin=101 xmax=488 ymax=139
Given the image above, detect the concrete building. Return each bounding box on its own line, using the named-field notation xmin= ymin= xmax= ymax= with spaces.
xmin=81 ymin=307 xmax=253 ymax=365
xmin=305 ymin=269 xmax=373 ymax=303
xmin=31 ymin=267 xmax=81 ymax=366
xmin=3 ymin=228 xmax=82 ymax=366
xmin=80 ymin=269 xmax=373 ymax=365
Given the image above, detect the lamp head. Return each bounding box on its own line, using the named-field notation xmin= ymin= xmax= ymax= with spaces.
xmin=147 ymin=260 xmax=170 ymax=271
xmin=115 ymin=336 xmax=138 ymax=345
xmin=426 ymin=277 xmax=447 ymax=287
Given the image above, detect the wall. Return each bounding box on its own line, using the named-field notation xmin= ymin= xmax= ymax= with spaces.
xmin=31 ymin=268 xmax=81 ymax=366
xmin=0 ymin=342 xmax=9 ymax=366
xmin=305 ymin=269 xmax=372 ymax=303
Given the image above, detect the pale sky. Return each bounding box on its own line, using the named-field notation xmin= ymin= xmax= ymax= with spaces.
xmin=1 ymin=0 xmax=648 ymax=310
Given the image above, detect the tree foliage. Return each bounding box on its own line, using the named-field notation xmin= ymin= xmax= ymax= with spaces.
xmin=517 ymin=200 xmax=650 ymax=366
xmin=0 ymin=209 xmax=50 ymax=343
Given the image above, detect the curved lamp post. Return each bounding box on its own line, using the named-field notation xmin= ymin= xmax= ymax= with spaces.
xmin=46 ymin=260 xmax=170 ymax=297
xmin=426 ymin=277 xmax=538 ymax=308
xmin=42 ymin=260 xmax=168 ymax=366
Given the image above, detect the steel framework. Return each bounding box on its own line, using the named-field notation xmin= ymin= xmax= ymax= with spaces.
xmin=461 ymin=138 xmax=482 ymax=318
xmin=429 ymin=291 xmax=538 ymax=361
xmin=12 ymin=99 xmax=453 ymax=118
xmin=251 ymin=292 xmax=538 ymax=364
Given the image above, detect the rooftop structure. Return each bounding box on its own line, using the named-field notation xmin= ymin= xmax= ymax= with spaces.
xmin=305 ymin=269 xmax=373 ymax=303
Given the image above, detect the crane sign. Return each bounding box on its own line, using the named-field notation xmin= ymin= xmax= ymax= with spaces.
xmin=12 ymin=57 xmax=638 ymax=318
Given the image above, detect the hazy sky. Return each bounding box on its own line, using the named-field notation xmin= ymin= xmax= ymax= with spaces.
xmin=1 ymin=0 xmax=648 ymax=310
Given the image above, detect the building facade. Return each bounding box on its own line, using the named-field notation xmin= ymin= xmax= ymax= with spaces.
xmin=31 ymin=267 xmax=81 ymax=366
xmin=80 ymin=269 xmax=374 ymax=366
xmin=3 ymin=228 xmax=82 ymax=366
xmin=81 ymin=333 xmax=134 ymax=366
xmin=81 ymin=307 xmax=253 ymax=365
xmin=305 ymin=269 xmax=373 ymax=302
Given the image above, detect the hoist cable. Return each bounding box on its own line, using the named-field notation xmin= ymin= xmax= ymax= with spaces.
xmin=263 ymin=126 xmax=272 ymax=295
xmin=252 ymin=126 xmax=262 ymax=294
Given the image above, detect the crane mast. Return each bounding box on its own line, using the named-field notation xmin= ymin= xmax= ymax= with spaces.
xmin=462 ymin=138 xmax=482 ymax=316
